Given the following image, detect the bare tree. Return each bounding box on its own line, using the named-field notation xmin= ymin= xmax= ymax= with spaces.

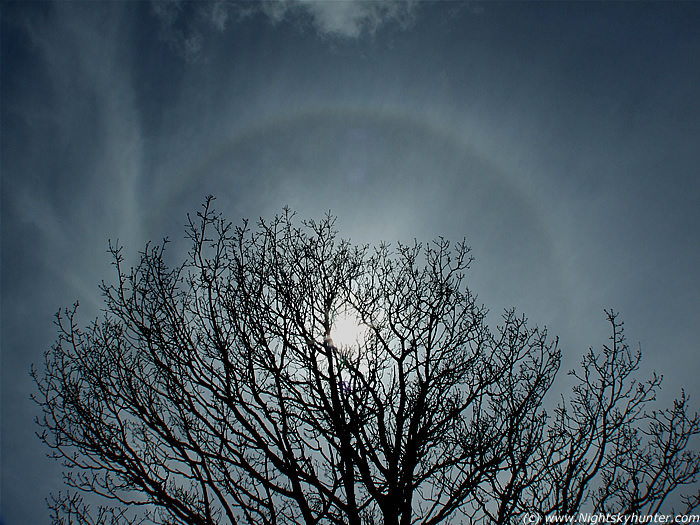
xmin=33 ymin=198 xmax=700 ymax=525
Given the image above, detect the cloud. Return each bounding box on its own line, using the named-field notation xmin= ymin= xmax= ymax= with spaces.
xmin=150 ymin=0 xmax=417 ymax=50
xmin=204 ymin=1 xmax=231 ymax=31
xmin=150 ymin=1 xmax=205 ymax=62
xmin=262 ymin=0 xmax=418 ymax=38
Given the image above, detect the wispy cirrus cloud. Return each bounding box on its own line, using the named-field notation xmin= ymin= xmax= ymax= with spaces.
xmin=150 ymin=1 xmax=205 ymax=62
xmin=261 ymin=0 xmax=418 ymax=38
xmin=149 ymin=0 xmax=418 ymax=58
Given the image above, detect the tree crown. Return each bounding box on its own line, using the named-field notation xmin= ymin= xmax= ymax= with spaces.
xmin=33 ymin=198 xmax=700 ymax=525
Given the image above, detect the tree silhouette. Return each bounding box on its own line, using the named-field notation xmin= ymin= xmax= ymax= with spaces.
xmin=33 ymin=198 xmax=700 ymax=525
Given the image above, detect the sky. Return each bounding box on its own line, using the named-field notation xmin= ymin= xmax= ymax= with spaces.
xmin=2 ymin=1 xmax=700 ymax=523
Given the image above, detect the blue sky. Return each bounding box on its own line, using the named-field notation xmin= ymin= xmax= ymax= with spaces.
xmin=2 ymin=2 xmax=700 ymax=523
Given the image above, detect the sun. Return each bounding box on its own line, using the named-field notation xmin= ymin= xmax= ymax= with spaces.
xmin=330 ymin=310 xmax=366 ymax=350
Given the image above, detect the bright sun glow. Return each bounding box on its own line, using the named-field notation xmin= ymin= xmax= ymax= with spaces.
xmin=330 ymin=310 xmax=366 ymax=350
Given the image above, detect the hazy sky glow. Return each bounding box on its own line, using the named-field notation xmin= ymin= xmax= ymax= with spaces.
xmin=2 ymin=2 xmax=700 ymax=523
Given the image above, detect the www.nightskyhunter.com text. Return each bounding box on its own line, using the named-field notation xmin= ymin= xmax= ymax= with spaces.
xmin=523 ymin=514 xmax=700 ymax=524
